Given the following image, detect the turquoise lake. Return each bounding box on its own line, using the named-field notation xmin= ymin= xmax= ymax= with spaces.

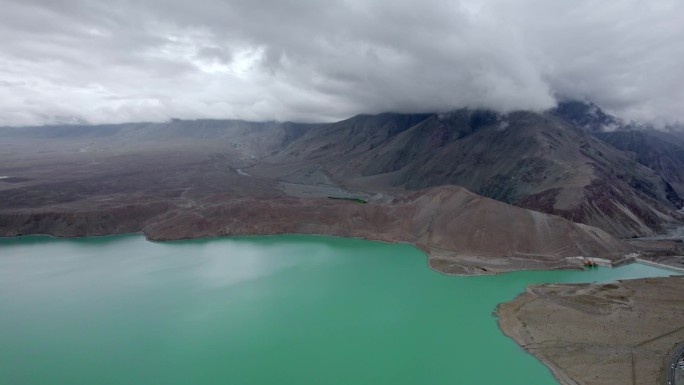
xmin=0 ymin=235 xmax=677 ymax=385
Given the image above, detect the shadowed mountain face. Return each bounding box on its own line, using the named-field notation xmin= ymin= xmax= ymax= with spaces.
xmin=595 ymin=129 xmax=684 ymax=199
xmin=273 ymin=109 xmax=683 ymax=237
xmin=1 ymin=104 xmax=683 ymax=272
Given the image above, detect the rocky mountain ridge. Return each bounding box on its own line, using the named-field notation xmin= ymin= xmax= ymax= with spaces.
xmin=262 ymin=105 xmax=684 ymax=237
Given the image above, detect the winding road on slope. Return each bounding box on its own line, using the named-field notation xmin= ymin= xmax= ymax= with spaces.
xmin=667 ymin=343 xmax=684 ymax=385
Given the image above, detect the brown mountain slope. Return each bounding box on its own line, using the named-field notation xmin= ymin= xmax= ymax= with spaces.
xmin=270 ymin=110 xmax=682 ymax=237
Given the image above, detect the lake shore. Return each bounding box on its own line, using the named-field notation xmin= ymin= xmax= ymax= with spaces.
xmin=0 ymin=185 xmax=636 ymax=276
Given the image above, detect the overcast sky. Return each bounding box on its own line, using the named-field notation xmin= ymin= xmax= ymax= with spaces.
xmin=0 ymin=0 xmax=682 ymax=126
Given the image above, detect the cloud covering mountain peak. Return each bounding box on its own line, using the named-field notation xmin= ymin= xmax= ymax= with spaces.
xmin=0 ymin=0 xmax=682 ymax=126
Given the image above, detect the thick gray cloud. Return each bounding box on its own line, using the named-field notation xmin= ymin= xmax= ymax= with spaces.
xmin=0 ymin=0 xmax=682 ymax=126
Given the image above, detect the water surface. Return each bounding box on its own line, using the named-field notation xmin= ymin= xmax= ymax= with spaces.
xmin=0 ymin=235 xmax=677 ymax=384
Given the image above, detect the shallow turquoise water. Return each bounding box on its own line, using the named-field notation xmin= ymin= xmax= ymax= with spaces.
xmin=0 ymin=235 xmax=677 ymax=385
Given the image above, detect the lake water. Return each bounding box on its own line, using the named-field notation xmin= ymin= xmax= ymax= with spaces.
xmin=0 ymin=235 xmax=677 ymax=385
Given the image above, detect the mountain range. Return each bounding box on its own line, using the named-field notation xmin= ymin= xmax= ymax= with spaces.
xmin=1 ymin=101 xmax=683 ymax=274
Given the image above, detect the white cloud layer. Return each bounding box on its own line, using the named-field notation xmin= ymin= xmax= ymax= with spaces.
xmin=0 ymin=0 xmax=682 ymax=126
